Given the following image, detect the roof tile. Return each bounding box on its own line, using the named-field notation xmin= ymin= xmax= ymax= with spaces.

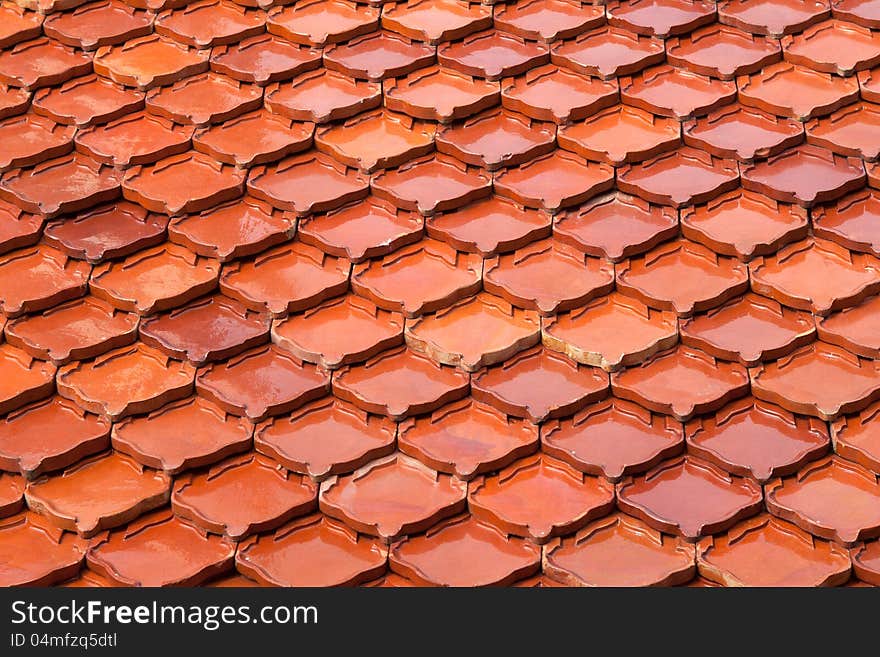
xmin=817 ymin=294 xmax=880 ymax=359
xmin=192 ymin=110 xmax=312 ymax=168
xmin=0 ymin=113 xmax=75 ymax=172
xmin=264 ymin=69 xmax=381 ymax=124
xmin=717 ymin=0 xmax=831 ymax=38
xmin=501 ymin=64 xmax=619 ymax=124
xmin=832 ymin=0 xmax=880 ymax=28
xmin=0 ymin=38 xmax=92 ymax=91
xmin=831 ymin=400 xmax=880 ymax=475
xmin=606 ymin=0 xmax=716 ymax=37
xmin=782 ymin=19 xmax=880 ymax=76
xmin=0 ymin=199 xmax=42 ymax=255
xmin=145 ymin=73 xmax=263 ymax=126
xmin=0 ymin=84 xmax=29 ymax=120
xmin=209 ymin=35 xmax=322 ymax=86
xmin=738 ymin=62 xmax=859 ymax=120
xmin=93 ymin=35 xmax=210 ymax=90
xmin=0 ymin=4 xmax=43 ymax=50
xmin=74 ymin=111 xmax=192 ymax=168
xmin=494 ymin=0 xmax=606 ymax=43
xmin=266 ymin=0 xmax=379 ymax=47
xmin=0 ymin=512 xmax=87 ymax=586
xmin=666 ymin=24 xmax=781 ymax=79
xmin=0 ymin=244 xmax=90 ymax=317
xmin=385 ymin=66 xmax=499 ymax=124
xmin=621 ymin=65 xmax=737 ymax=120
xmin=323 ymin=31 xmax=435 ymax=81
xmin=0 ymin=344 xmax=55 ymax=416
xmin=42 ymin=1 xmax=153 ymax=51
xmin=31 ymin=74 xmax=144 ymax=127
xmin=381 ymin=0 xmax=492 ymax=44
xmin=154 ymin=1 xmax=265 ymax=49
xmin=438 ymin=29 xmax=549 ymax=81
xmin=805 ymin=102 xmax=880 ymax=160
xmin=682 ymin=105 xmax=803 ymax=162
xmin=852 ymin=540 xmax=880 ymax=586
xmin=550 ymin=25 xmax=665 ymax=79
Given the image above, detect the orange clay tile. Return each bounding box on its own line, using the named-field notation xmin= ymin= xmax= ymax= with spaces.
xmin=851 ymin=541 xmax=880 ymax=586
xmin=425 ymin=195 xmax=551 ymax=257
xmin=783 ymin=19 xmax=880 ymax=76
xmin=219 ymin=242 xmax=349 ymax=317
xmin=438 ymin=29 xmax=549 ymax=81
xmin=618 ymin=455 xmax=763 ymax=541
xmin=154 ymin=1 xmax=264 ymax=49
xmin=381 ymin=0 xmax=492 ymax=44
xmin=298 ymin=197 xmax=423 ymax=263
xmin=145 ymin=73 xmax=262 ymax=126
xmin=679 ymin=294 xmax=815 ymax=366
xmin=621 ymin=65 xmax=736 ymax=121
xmin=210 ymin=35 xmax=322 ymax=86
xmin=272 ymin=295 xmax=404 ymax=370
xmin=741 ymin=146 xmax=865 ymax=208
xmin=0 ymin=397 xmax=110 ymax=479
xmin=93 ymin=35 xmax=209 ymax=90
xmin=398 ymin=398 xmax=537 ymax=480
xmin=0 ymin=153 xmax=121 ymax=219
xmin=681 ymin=190 xmax=808 ymax=260
xmin=0 ymin=472 xmax=24 ymax=516
xmin=738 ymin=62 xmax=859 ymax=120
xmin=682 ymin=105 xmax=803 ymax=163
xmin=112 ymin=396 xmax=251 ymax=475
xmin=5 ymin=296 xmax=138 ymax=365
xmin=172 ymin=453 xmax=317 ymax=539
xmin=383 ymin=66 xmax=500 ymax=123
xmin=543 ymin=513 xmax=695 ymax=586
xmin=666 ymin=24 xmax=781 ymax=80
xmin=139 ymin=295 xmax=270 ymax=364
xmin=43 ymin=1 xmax=152 ymax=51
xmin=264 ymin=69 xmax=381 ymax=124
xmin=696 ymin=514 xmax=851 ymax=586
xmin=0 ymin=113 xmax=75 ymax=172
xmin=686 ymin=398 xmax=830 ymax=483
xmin=0 ymin=512 xmax=87 ymax=586
xmin=323 ymin=31 xmax=435 ymax=81
xmin=751 ymin=342 xmax=880 ymax=420
xmin=372 ymin=154 xmax=492 ymax=215
xmin=834 ymin=402 xmax=880 ymax=474
xmin=44 ymin=202 xmax=168 ymax=263
xmin=235 ymin=514 xmax=387 ymax=586
xmin=806 ymin=103 xmax=880 ymax=161
xmin=195 ymin=110 xmax=312 ymax=168
xmin=0 ymin=199 xmax=41 ymax=255
xmin=122 ymin=151 xmax=245 ymax=215
xmin=56 ymin=343 xmax=195 ymax=420
xmin=31 ymin=75 xmax=144 ymax=127
xmin=550 ymin=25 xmax=665 ymax=79
xmin=471 ymin=346 xmax=608 ymax=423
xmin=405 ymin=293 xmax=541 ymax=371
xmin=765 ymin=455 xmax=880 ymax=546
xmin=89 ymin=244 xmax=220 ymax=314
xmin=494 ymin=0 xmax=605 ymax=42
xmin=247 ymin=151 xmax=369 ymax=214
xmin=0 ymin=4 xmax=42 ymax=50
xmin=0 ymin=38 xmax=92 ymax=90
xmin=254 ymin=397 xmax=396 ymax=480
xmin=469 ymin=453 xmax=614 ymax=543
xmin=616 ymin=240 xmax=749 ymax=317
xmin=0 ymin=245 xmax=89 ymax=317
xmin=25 ymin=452 xmax=170 ymax=537
xmin=494 ymin=150 xmax=615 ymax=212
xmin=718 ymin=0 xmax=831 ymax=37
xmin=542 ymin=398 xmax=683 ymax=482
xmin=501 ymin=64 xmax=618 ymax=125
xmin=315 ymin=109 xmax=435 ymax=173
xmin=168 ymin=196 xmax=294 ymax=262
xmin=390 ymin=514 xmax=540 ymax=586
xmin=750 ymin=238 xmax=880 ymax=315
xmin=332 ymin=346 xmax=469 ymax=420
xmin=818 ymin=294 xmax=880 ymax=359
xmin=617 ymin=148 xmax=739 ymax=209
xmin=320 ymin=453 xmax=467 ymax=541
xmin=266 ymin=0 xmax=378 ymax=47
xmin=351 ymin=240 xmax=481 ymax=318
xmin=0 ymin=84 xmax=29 ymax=120
xmin=833 ymin=0 xmax=880 ymax=27
xmin=557 ymin=105 xmax=679 ymax=167
xmin=195 ymin=344 xmax=329 ymax=421
xmin=0 ymin=344 xmax=54 ymax=416
xmin=607 ymin=0 xmax=715 ymax=37
xmin=74 ymin=112 xmax=193 ymax=167
xmin=542 ymin=292 xmax=678 ymax=371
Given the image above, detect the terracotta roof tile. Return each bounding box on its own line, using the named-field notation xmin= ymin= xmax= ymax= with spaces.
xmin=266 ymin=0 xmax=378 ymax=47
xmin=145 ymin=73 xmax=263 ymax=126
xmin=832 ymin=0 xmax=880 ymax=28
xmin=0 ymin=199 xmax=42 ymax=255
xmin=0 ymin=343 xmax=55 ymax=416
xmin=782 ymin=19 xmax=880 ymax=76
xmin=0 ymin=512 xmax=87 ymax=586
xmin=439 ymin=29 xmax=549 ymax=81
xmin=817 ymin=294 xmax=880 ymax=359
xmin=380 ymin=0 xmax=492 ymax=44
xmin=383 ymin=66 xmax=499 ymax=123
xmin=621 ymin=65 xmax=736 ymax=121
xmin=852 ymin=540 xmax=880 ymax=586
xmin=154 ymin=1 xmax=264 ymax=49
xmin=0 ymin=4 xmax=43 ymax=50
xmin=666 ymin=24 xmax=781 ymax=80
xmin=0 ymin=37 xmax=92 ymax=90
xmin=501 ymin=64 xmax=618 ymax=124
xmin=717 ymin=0 xmax=831 ymax=38
xmin=494 ymin=0 xmax=606 ymax=43
xmin=551 ymin=25 xmax=664 ymax=79
xmin=832 ymin=401 xmax=880 ymax=474
xmin=682 ymin=105 xmax=803 ymax=163
xmin=607 ymin=0 xmax=716 ymax=38
xmin=210 ymin=35 xmax=322 ymax=86
xmin=74 ymin=112 xmax=192 ymax=168
xmin=31 ymin=74 xmax=144 ymax=126
xmin=738 ymin=62 xmax=859 ymax=120
xmin=805 ymin=102 xmax=880 ymax=161
xmin=0 ymin=244 xmax=90 ymax=316
xmin=192 ymin=110 xmax=312 ymax=168
xmin=323 ymin=31 xmax=435 ymax=81
xmin=0 ymin=84 xmax=30 ymax=120
xmin=0 ymin=113 xmax=75 ymax=172
xmin=264 ymin=69 xmax=381 ymax=124
xmin=0 ymin=472 xmax=25 ymax=517
xmin=93 ymin=35 xmax=210 ymax=90
xmin=42 ymin=1 xmax=153 ymax=51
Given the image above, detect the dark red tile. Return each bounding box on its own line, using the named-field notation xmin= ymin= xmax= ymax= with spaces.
xmin=405 ymin=293 xmax=541 ymax=371
xmin=332 ymin=346 xmax=469 ymax=420
xmin=751 ymin=342 xmax=880 ymax=420
xmin=87 ymin=509 xmax=234 ymax=586
xmin=219 ymin=242 xmax=349 ymax=317
xmin=236 ymin=514 xmax=387 ymax=586
xmin=0 ymin=245 xmax=90 ymax=317
xmin=74 ymin=112 xmax=193 ymax=167
xmin=550 ymin=25 xmax=665 ymax=79
xmin=210 ymin=35 xmax=322 ymax=86
xmin=718 ymin=0 xmax=831 ymax=37
xmin=696 ymin=514 xmax=851 ymax=586
xmin=5 ymin=296 xmax=138 ymax=365
xmin=765 ymin=455 xmax=880 ymax=545
xmin=494 ymin=0 xmax=605 ymax=42
xmin=543 ymin=397 xmax=684 ymax=481
xmin=832 ymin=0 xmax=880 ymax=27
xmin=266 ymin=0 xmax=378 ymax=47
xmin=501 ymin=64 xmax=619 ymax=124
xmin=31 ymin=74 xmax=144 ymax=127
xmin=471 ymin=346 xmax=608 ymax=423
xmin=469 ymin=453 xmax=614 ymax=543
xmin=154 ymin=0 xmax=265 ymax=48
xmin=25 ymin=452 xmax=171 ymax=537
xmin=0 ymin=113 xmax=75 ymax=172
xmin=682 ymin=105 xmax=803 ymax=162
xmin=616 ymin=239 xmax=749 ymax=317
xmin=272 ymin=294 xmax=403 ymax=370
xmin=112 ymin=396 xmax=252 ymax=474
xmin=680 ymin=293 xmax=815 ymax=366
xmin=194 ymin=110 xmax=312 ymax=168
xmin=0 ymin=199 xmax=40 ymax=255
xmin=323 ymin=31 xmax=435 ymax=81
xmin=738 ymin=62 xmax=859 ymax=120
xmin=0 ymin=344 xmax=54 ymax=416
xmin=0 ymin=4 xmax=42 ymax=50
xmin=783 ymin=19 xmax=880 ymax=75
xmin=666 ymin=24 xmax=781 ymax=79
xmin=145 ymin=73 xmax=262 ymax=126
xmin=438 ymin=29 xmax=549 ymax=81
xmin=607 ymin=0 xmax=715 ymax=37
xmin=383 ymin=65 xmax=499 ymax=123
xmin=195 ymin=344 xmax=329 ymax=421
xmin=832 ymin=400 xmax=880 ymax=476
xmin=0 ymin=512 xmax=87 ymax=586
xmin=90 ymin=243 xmax=220 ymax=314
xmin=542 ymin=292 xmax=678 ymax=372
xmin=56 ymin=343 xmax=195 ymax=420
xmin=254 ymin=397 xmax=396 ymax=480
xmin=381 ymin=0 xmax=492 ymax=44
xmin=817 ymin=294 xmax=880 ymax=359
xmin=43 ymin=1 xmax=153 ymax=50
xmin=0 ymin=37 xmax=92 ymax=90
xmin=93 ymin=35 xmax=209 ymax=90
xmin=621 ymin=65 xmax=736 ymax=121
xmin=264 ymin=69 xmax=381 ymax=123
xmin=805 ymin=102 xmax=880 ymax=161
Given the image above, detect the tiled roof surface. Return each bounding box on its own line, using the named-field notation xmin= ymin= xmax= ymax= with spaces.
xmin=2 ymin=0 xmax=880 ymax=588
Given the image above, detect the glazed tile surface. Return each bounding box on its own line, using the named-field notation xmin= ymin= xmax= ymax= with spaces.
xmin=2 ymin=0 xmax=880 ymax=588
